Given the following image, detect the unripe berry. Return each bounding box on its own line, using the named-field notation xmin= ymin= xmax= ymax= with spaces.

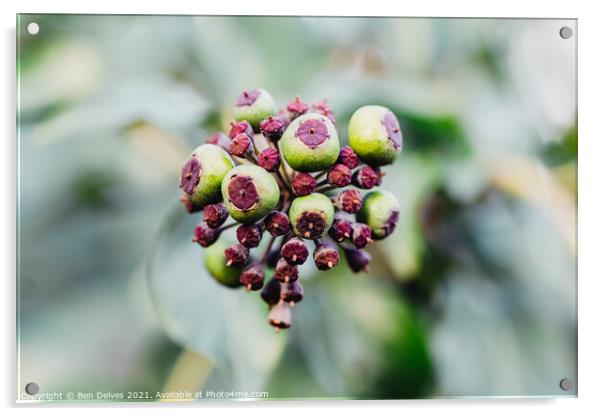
xmin=192 ymin=223 xmax=220 ymax=247
xmin=180 ymin=144 xmax=234 ymax=207
xmin=291 ymin=173 xmax=317 ymax=196
xmin=240 ymin=263 xmax=265 ymax=291
xmin=350 ymin=222 xmax=373 ymax=249
xmin=343 ymin=247 xmax=371 ymax=273
xmin=348 ymin=105 xmax=402 ymax=165
xmin=233 ymin=88 xmax=277 ymax=129
xmin=257 ymin=148 xmax=281 ymax=172
xmin=335 ymin=189 xmax=363 ymax=214
xmin=204 ymin=241 xmax=242 ymax=288
xmin=268 ymin=300 xmax=291 ymax=330
xmin=352 ymin=165 xmax=379 ymax=189
xmin=203 ymin=203 xmax=228 ymax=229
xmin=328 ymin=212 xmax=353 ymax=242
xmin=224 ymin=243 xmax=249 ymax=267
xmin=261 ymin=278 xmax=282 ymax=305
xmin=236 ymin=224 xmax=263 ymax=248
xmin=313 ymin=242 xmax=340 ymax=270
xmin=280 ymin=114 xmax=340 ymax=172
xmin=281 ymin=280 xmax=304 ymax=305
xmin=275 ymin=257 xmax=299 ymax=283
xmin=356 ymin=190 xmax=400 ymax=240
xmin=259 ymin=116 xmax=286 ymax=142
xmin=229 ymin=133 xmax=254 ymax=158
xmin=221 ymin=165 xmax=280 ymax=224
xmin=288 ymin=193 xmax=335 ymax=240
xmin=264 ymin=211 xmax=291 ymax=237
xmin=338 ymin=145 xmax=360 ymax=169
xmin=280 ymin=237 xmax=309 ymax=265
xmin=229 ymin=120 xmax=254 ymax=139
xmin=327 ymin=163 xmax=352 ymax=187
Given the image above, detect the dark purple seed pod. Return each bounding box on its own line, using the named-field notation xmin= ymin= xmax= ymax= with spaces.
xmin=327 ymin=163 xmax=352 ymax=187
xmin=180 ymin=194 xmax=202 ymax=214
xmin=268 ymin=300 xmax=291 ymax=330
xmin=292 ymin=173 xmax=317 ymax=196
xmin=203 ymin=203 xmax=228 ymax=229
xmin=312 ymin=99 xmax=336 ymax=125
xmin=372 ymin=166 xmax=383 ymax=186
xmin=313 ymin=243 xmax=340 ymax=270
xmin=192 ymin=223 xmax=220 ymax=247
xmin=180 ymin=157 xmax=201 ymax=194
xmin=206 ymin=132 xmax=232 ymax=150
xmin=229 ymin=120 xmax=254 ymax=139
xmin=336 ymin=189 xmax=363 ymax=214
xmin=328 ymin=212 xmax=353 ymax=242
xmin=224 ymin=243 xmax=249 ymax=267
xmin=338 ymin=145 xmax=360 ymax=169
xmin=261 ymin=278 xmax=282 ymax=305
xmin=280 ymin=237 xmax=309 ymax=265
xmin=259 ymin=116 xmax=286 ymax=142
xmin=343 ymin=247 xmax=371 ymax=273
xmin=351 ymin=223 xmax=373 ymax=249
xmin=229 ymin=133 xmax=254 ymax=157
xmin=275 ymin=257 xmax=299 ymax=283
xmin=257 ymin=148 xmax=281 ymax=172
xmin=281 ymin=280 xmax=304 ymax=305
xmin=264 ymin=211 xmax=291 ymax=237
xmin=277 ymin=109 xmax=292 ymax=129
xmin=352 ymin=165 xmax=379 ymax=189
xmin=240 ymin=263 xmax=265 ymax=291
xmin=287 ymin=96 xmax=309 ymax=119
xmin=236 ymin=224 xmax=263 ymax=248
xmin=266 ymin=246 xmax=281 ymax=268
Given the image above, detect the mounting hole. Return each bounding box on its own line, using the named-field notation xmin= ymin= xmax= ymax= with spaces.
xmin=27 ymin=22 xmax=40 ymax=35
xmin=559 ymin=378 xmax=573 ymax=391
xmin=25 ymin=382 xmax=39 ymax=395
xmin=559 ymin=26 xmax=573 ymax=39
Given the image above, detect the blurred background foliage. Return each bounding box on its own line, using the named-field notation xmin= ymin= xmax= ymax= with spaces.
xmin=17 ymin=15 xmax=576 ymax=399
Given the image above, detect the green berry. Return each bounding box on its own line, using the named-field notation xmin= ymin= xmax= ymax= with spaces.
xmin=180 ymin=144 xmax=234 ymax=207
xmin=348 ymin=105 xmax=402 ymax=166
xmin=280 ymin=113 xmax=340 ymax=172
xmin=221 ymin=164 xmax=279 ymax=224
xmin=288 ymin=193 xmax=334 ymax=239
xmin=204 ymin=240 xmax=242 ymax=288
xmin=356 ymin=190 xmax=400 ymax=240
xmin=233 ymin=88 xmax=277 ymax=129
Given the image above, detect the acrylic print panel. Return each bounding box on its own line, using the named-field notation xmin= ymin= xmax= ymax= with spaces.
xmin=16 ymin=15 xmax=577 ymax=402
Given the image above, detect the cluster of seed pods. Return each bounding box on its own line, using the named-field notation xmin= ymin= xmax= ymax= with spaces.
xmin=179 ymin=88 xmax=403 ymax=331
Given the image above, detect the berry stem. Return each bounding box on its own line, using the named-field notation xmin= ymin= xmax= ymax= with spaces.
xmin=260 ymin=235 xmax=277 ymax=264
xmin=219 ymin=222 xmax=237 ymax=232
xmin=313 ymin=170 xmax=328 ymax=181
xmin=315 ymin=184 xmax=337 ymax=193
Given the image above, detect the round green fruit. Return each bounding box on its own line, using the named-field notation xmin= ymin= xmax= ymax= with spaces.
xmin=280 ymin=113 xmax=340 ymax=172
xmin=289 ymin=193 xmax=335 ymax=240
xmin=233 ymin=88 xmax=277 ymax=129
xmin=180 ymin=144 xmax=234 ymax=207
xmin=348 ymin=105 xmax=402 ymax=166
xmin=221 ymin=164 xmax=279 ymax=224
xmin=356 ymin=190 xmax=400 ymax=240
xmin=204 ymin=240 xmax=242 ymax=288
